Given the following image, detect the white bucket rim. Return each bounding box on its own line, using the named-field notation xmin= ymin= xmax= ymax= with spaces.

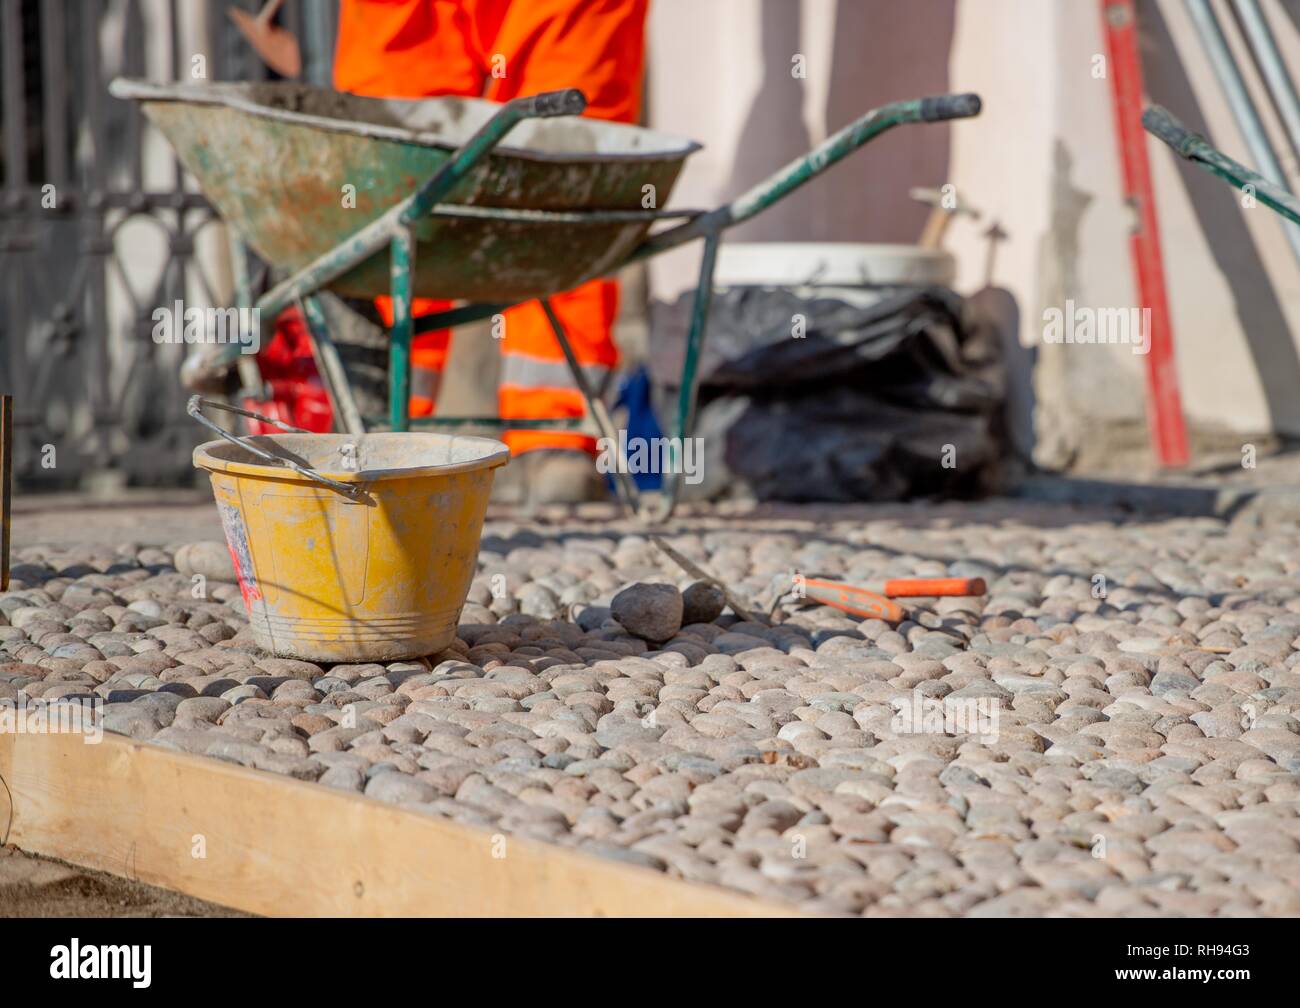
xmin=714 ymin=241 xmax=955 ymax=288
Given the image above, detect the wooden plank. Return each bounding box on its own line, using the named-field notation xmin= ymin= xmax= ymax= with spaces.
xmin=0 ymin=731 xmax=797 ymax=917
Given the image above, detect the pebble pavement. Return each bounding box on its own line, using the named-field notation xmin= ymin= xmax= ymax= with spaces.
xmin=4 ymin=499 xmax=1300 ymax=917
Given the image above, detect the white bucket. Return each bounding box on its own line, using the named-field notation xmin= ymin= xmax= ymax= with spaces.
xmin=714 ymin=242 xmax=955 ymax=303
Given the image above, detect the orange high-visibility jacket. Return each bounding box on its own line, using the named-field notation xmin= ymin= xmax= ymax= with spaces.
xmin=335 ymin=0 xmax=647 ymax=452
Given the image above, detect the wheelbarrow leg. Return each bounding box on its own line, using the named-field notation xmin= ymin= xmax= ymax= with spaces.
xmin=388 ymin=226 xmax=416 ymax=432
xmin=664 ymin=233 xmax=719 ymax=518
xmin=300 ymin=294 xmax=366 ymax=435
xmin=538 ymin=298 xmax=642 ymax=515
xmin=228 ymin=234 xmax=265 ymax=398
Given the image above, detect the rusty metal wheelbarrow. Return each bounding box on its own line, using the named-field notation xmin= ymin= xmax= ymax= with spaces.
xmin=110 ymin=78 xmax=982 ymax=519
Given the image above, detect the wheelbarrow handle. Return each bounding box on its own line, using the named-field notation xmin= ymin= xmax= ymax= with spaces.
xmin=875 ymin=577 xmax=987 ymax=598
xmin=1142 ymin=104 xmax=1202 ymax=158
xmin=523 ymin=88 xmax=588 ymax=118
xmin=919 ymin=93 xmax=983 ymax=122
xmin=634 ymin=90 xmax=985 ymax=259
xmin=186 ymin=396 xmax=362 ymax=499
xmin=401 ymin=88 xmax=589 ymax=226
xmin=802 ymin=578 xmax=907 ymax=624
xmin=1142 ymin=103 xmax=1300 ymax=227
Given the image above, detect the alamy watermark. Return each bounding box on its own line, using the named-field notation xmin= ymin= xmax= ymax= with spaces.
xmin=1042 ymin=299 xmax=1150 ymax=355
xmin=891 ymin=690 xmax=1000 ymax=744
xmin=50 ymin=940 xmax=151 ymax=988
xmin=0 ymin=695 xmax=103 ymax=743
xmin=595 ymin=431 xmax=704 ymax=485
xmin=152 ymin=300 xmax=261 ymax=354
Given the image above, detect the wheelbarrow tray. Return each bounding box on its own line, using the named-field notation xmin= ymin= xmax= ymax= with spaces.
xmin=110 ymin=80 xmax=699 ymax=302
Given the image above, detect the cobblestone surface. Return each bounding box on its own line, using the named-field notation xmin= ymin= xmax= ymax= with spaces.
xmin=5 ymin=499 xmax=1300 ymax=916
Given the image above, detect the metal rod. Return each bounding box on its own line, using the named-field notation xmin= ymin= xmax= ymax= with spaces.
xmin=39 ymin=1 xmax=69 ymax=186
xmin=1 ymin=0 xmax=27 ymax=191
xmin=633 ymin=93 xmax=981 ymax=260
xmin=299 ymin=0 xmax=335 ymax=87
xmin=426 ymin=204 xmax=701 ymax=224
xmin=80 ymin=0 xmax=104 ymax=193
xmin=365 ymin=415 xmax=585 ymax=430
xmin=1 ymin=393 xmax=11 ymax=592
xmin=258 ymin=212 xmax=399 ymax=324
xmin=300 ymin=295 xmax=366 ymax=435
xmin=647 ymin=533 xmax=760 ymax=625
xmin=1186 ymin=0 xmax=1300 ymax=263
xmin=1232 ymin=0 xmax=1300 ymax=171
xmin=228 ymin=232 xmax=265 ymax=396
xmin=186 ymin=396 xmax=363 ymax=499
xmin=539 ymin=300 xmax=759 ymax=623
xmin=414 ymin=303 xmax=511 ymax=335
xmin=666 ymin=233 xmax=719 ymax=514
xmin=388 ymin=227 xmax=415 ymax=432
xmin=1144 ymin=104 xmax=1300 ymax=224
xmin=538 ymin=298 xmax=639 ymax=512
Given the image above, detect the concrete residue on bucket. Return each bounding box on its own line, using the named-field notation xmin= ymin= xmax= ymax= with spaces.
xmin=192 ymin=432 xmax=509 ymax=663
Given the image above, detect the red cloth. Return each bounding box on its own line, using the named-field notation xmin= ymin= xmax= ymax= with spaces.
xmin=246 ymin=306 xmax=332 ymax=434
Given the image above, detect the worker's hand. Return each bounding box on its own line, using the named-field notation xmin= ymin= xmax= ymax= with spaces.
xmin=228 ymin=1 xmax=302 ymax=78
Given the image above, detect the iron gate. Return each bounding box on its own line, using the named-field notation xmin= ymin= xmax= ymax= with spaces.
xmin=0 ymin=0 xmax=334 ymax=490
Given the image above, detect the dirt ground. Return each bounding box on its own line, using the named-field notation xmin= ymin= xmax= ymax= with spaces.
xmin=0 ymin=846 xmax=243 ymax=917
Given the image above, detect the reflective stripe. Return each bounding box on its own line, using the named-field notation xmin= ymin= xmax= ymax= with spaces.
xmin=504 ymin=430 xmax=598 ymax=456
xmin=498 ymin=384 xmax=587 ymax=419
xmin=499 ymin=354 xmax=612 ymax=393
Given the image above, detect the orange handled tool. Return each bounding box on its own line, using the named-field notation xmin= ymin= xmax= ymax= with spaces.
xmin=802 ymin=578 xmax=907 ymax=623
xmin=871 ymin=577 xmax=986 ymax=598
xmin=783 ymin=576 xmax=986 ymax=624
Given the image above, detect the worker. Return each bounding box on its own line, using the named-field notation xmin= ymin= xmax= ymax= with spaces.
xmin=333 ymin=0 xmax=648 ymax=501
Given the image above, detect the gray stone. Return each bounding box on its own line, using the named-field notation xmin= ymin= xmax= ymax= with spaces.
xmin=611 ymin=583 xmax=683 ymax=642
xmin=364 ymin=772 xmax=438 ymax=805
xmin=681 ymin=581 xmax=726 ymax=625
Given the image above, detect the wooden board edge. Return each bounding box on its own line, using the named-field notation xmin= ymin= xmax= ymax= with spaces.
xmin=0 ymin=730 xmax=802 ymax=918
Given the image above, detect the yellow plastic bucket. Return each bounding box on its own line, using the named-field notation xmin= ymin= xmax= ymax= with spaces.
xmin=193 ymin=430 xmax=509 ymax=662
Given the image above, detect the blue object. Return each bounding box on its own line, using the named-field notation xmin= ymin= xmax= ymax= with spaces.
xmin=608 ymin=366 xmax=664 ymax=491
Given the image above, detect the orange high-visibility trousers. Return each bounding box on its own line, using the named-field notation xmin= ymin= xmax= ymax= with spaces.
xmin=335 ymin=0 xmax=646 ymax=454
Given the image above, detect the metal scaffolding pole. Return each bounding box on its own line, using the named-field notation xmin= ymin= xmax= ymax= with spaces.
xmin=1186 ymin=0 xmax=1300 ymax=265
xmin=1232 ymin=0 xmax=1300 ymax=170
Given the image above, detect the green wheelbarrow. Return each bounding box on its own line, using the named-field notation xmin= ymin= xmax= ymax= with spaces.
xmin=110 ymin=78 xmax=982 ymax=519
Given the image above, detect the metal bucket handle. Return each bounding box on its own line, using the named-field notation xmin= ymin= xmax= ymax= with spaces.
xmin=187 ymin=395 xmax=362 ymax=498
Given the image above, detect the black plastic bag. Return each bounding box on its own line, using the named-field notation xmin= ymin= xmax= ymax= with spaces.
xmin=649 ymin=285 xmax=1006 ymax=502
